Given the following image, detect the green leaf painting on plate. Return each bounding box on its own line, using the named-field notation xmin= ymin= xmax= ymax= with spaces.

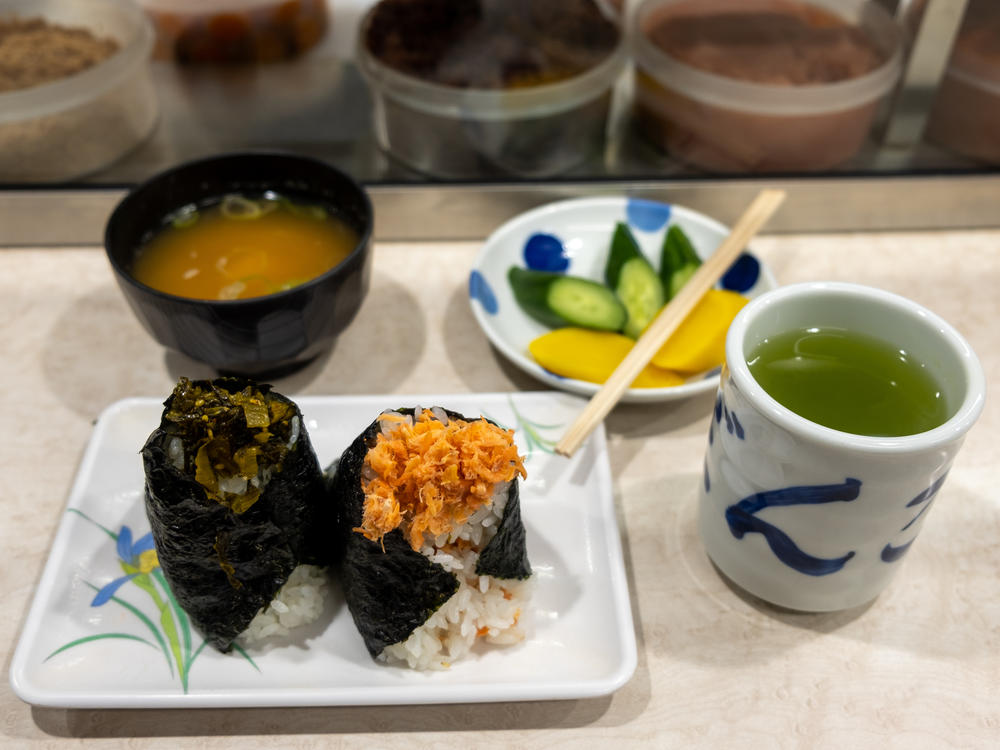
xmin=484 ymin=396 xmax=564 ymax=459
xmin=45 ymin=508 xmax=259 ymax=693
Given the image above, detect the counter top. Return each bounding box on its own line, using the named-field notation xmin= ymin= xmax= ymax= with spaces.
xmin=2 ymin=230 xmax=998 ymax=748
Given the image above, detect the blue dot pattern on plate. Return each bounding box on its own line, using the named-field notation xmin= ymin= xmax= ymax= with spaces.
xmin=626 ymin=198 xmax=672 ymax=232
xmin=524 ymin=233 xmax=569 ymax=272
xmin=721 ymin=253 xmax=761 ymax=292
xmin=468 ymin=270 xmax=498 ymax=314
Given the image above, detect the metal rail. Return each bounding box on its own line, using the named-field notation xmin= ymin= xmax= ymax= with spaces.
xmin=2 ymin=172 xmax=999 ymax=247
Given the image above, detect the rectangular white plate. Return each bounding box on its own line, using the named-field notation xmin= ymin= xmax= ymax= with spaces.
xmin=10 ymin=392 xmax=636 ymax=708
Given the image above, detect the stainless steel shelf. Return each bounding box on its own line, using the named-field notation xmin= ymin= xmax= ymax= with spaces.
xmin=3 ymin=173 xmax=1000 ymax=247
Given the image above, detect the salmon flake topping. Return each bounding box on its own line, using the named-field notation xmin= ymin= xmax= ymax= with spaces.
xmin=355 ymin=409 xmax=527 ymax=551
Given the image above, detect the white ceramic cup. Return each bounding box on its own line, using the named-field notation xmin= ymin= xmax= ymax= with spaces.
xmin=698 ymin=282 xmax=986 ymax=611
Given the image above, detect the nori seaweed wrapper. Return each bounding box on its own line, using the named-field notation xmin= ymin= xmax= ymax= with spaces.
xmin=142 ymin=377 xmax=330 ymax=652
xmin=330 ymin=407 xmax=531 ymax=658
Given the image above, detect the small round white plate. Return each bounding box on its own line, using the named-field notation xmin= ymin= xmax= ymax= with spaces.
xmin=468 ymin=196 xmax=778 ymax=403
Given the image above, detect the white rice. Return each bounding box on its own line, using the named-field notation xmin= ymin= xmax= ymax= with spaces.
xmin=378 ymin=479 xmax=532 ymax=671
xmin=239 ymin=564 xmax=329 ymax=645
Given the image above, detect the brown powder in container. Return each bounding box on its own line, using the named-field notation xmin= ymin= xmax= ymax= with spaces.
xmin=0 ymin=17 xmax=119 ymax=93
xmin=0 ymin=13 xmax=157 ymax=182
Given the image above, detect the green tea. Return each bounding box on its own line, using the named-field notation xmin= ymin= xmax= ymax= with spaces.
xmin=746 ymin=326 xmax=949 ymax=437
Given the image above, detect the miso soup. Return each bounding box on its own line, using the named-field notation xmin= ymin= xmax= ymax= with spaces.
xmin=131 ymin=193 xmax=359 ymax=301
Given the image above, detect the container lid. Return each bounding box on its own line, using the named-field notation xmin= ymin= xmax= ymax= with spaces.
xmin=356 ymin=0 xmax=627 ymax=120
xmin=631 ymin=0 xmax=903 ymax=116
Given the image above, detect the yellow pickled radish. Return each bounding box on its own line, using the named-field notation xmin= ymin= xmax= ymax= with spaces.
xmin=529 ymin=328 xmax=683 ymax=388
xmin=651 ymin=288 xmax=749 ymax=374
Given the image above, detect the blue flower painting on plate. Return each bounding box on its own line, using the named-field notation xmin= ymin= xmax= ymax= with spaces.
xmin=46 ymin=509 xmax=258 ymax=693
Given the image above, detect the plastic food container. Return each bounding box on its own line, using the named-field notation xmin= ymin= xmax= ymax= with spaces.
xmin=356 ymin=0 xmax=627 ymax=179
xmin=630 ymin=0 xmax=903 ymax=173
xmin=138 ymin=0 xmax=328 ymax=63
xmin=0 ymin=0 xmax=158 ymax=183
xmin=924 ymin=0 xmax=1000 ymax=165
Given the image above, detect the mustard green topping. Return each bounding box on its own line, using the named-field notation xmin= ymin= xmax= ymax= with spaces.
xmin=163 ymin=378 xmax=295 ymax=514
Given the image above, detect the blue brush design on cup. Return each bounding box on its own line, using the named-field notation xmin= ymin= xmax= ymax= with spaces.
xmin=714 ymin=394 xmax=745 ymax=440
xmin=732 ymin=413 xmax=744 ymax=440
xmin=880 ymin=473 xmax=949 ymax=562
xmin=724 ymin=479 xmax=862 ymax=576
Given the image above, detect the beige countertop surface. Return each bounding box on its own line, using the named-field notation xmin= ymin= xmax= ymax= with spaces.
xmin=2 ymin=230 xmax=999 ymax=748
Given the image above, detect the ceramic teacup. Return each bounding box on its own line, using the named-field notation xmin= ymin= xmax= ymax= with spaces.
xmin=698 ymin=281 xmax=985 ymax=611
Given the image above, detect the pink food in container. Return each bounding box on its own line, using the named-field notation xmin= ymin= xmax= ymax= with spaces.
xmin=924 ymin=0 xmax=1000 ymax=165
xmin=630 ymin=0 xmax=903 ymax=172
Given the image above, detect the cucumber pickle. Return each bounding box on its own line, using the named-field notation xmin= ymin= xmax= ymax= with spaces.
xmin=605 ymin=223 xmax=665 ymax=338
xmin=508 ymin=267 xmax=626 ymax=331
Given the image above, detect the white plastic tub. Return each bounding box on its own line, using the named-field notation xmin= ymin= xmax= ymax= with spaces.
xmin=0 ymin=0 xmax=158 ymax=183
xmin=630 ymin=0 xmax=903 ymax=173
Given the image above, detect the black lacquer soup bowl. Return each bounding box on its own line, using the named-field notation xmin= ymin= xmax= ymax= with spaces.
xmin=105 ymin=152 xmax=374 ymax=377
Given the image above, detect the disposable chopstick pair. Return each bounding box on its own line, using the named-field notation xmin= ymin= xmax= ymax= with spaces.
xmin=554 ymin=189 xmax=788 ymax=458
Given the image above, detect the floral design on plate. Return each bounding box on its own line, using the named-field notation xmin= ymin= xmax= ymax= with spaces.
xmin=46 ymin=509 xmax=258 ymax=693
xmin=484 ymin=395 xmax=564 ymax=458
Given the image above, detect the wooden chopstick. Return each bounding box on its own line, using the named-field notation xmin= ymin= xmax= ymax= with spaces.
xmin=554 ymin=189 xmax=787 ymax=458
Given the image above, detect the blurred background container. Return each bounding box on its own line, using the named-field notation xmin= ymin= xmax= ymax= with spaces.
xmin=137 ymin=0 xmax=328 ymax=63
xmin=356 ymin=0 xmax=626 ymax=179
xmin=0 ymin=0 xmax=159 ymax=183
xmin=629 ymin=0 xmax=903 ymax=173
xmin=924 ymin=0 xmax=1000 ymax=165
xmin=2 ymin=0 xmax=999 ymax=245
